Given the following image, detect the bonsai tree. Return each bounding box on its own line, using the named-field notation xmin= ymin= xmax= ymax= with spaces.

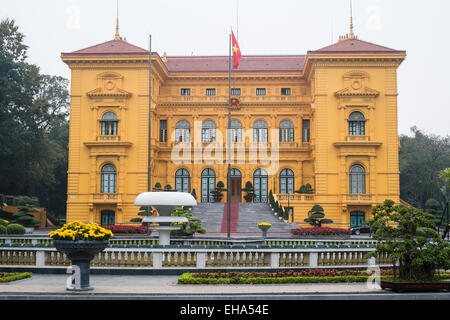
xmin=367 ymin=199 xmax=450 ymax=282
xmin=304 ymin=204 xmax=333 ymax=227
xmin=153 ymin=182 xmax=163 ymax=191
xmin=210 ymin=181 xmax=225 ymax=202
xmin=170 ymin=206 xmax=206 ymax=236
xmin=295 ymin=183 xmax=315 ymax=194
xmin=12 ymin=196 xmax=40 ymax=228
xmin=243 ymin=181 xmax=255 ymax=203
xmin=135 ymin=206 xmax=156 ymax=233
xmin=164 ymin=184 xmax=173 ymax=191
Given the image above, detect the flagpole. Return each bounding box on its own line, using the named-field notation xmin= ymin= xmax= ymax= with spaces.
xmin=227 ymin=33 xmax=232 ymax=239
xmin=148 ymin=34 xmax=152 ymax=193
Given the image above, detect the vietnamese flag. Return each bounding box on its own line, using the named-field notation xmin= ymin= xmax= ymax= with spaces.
xmin=231 ymin=30 xmax=241 ymax=69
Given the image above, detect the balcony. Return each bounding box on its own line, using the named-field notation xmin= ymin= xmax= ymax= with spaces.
xmin=277 ymin=193 xmax=315 ymax=201
xmin=345 ymin=194 xmax=373 ymax=203
xmin=96 ymin=135 xmax=121 ymax=142
xmin=346 ymin=135 xmax=369 ymax=142
xmin=92 ymin=193 xmax=120 ymax=204
xmin=157 ymin=95 xmax=310 ymax=105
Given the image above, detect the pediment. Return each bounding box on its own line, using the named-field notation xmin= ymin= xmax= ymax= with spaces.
xmin=87 ymin=87 xmax=132 ymax=98
xmin=335 ymin=86 xmax=380 ymax=98
xmin=86 ymin=72 xmax=132 ymax=99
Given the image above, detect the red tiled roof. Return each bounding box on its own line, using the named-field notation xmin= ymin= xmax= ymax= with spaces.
xmin=309 ymin=38 xmax=405 ymax=54
xmin=61 ymin=39 xmax=149 ymax=56
xmin=164 ymin=55 xmax=306 ymax=73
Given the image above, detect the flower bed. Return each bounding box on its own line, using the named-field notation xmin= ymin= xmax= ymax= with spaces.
xmin=103 ymin=225 xmax=149 ymax=235
xmin=48 ymin=221 xmax=113 ymax=241
xmin=0 ymin=272 xmax=32 ymax=283
xmin=291 ymin=227 xmax=351 ymax=237
xmin=177 ymin=269 xmax=450 ymax=285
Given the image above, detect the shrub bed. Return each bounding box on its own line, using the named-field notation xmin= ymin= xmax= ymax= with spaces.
xmin=291 ymin=227 xmax=351 ymax=237
xmin=177 ymin=269 xmax=450 ymax=285
xmin=103 ymin=225 xmax=148 ymax=234
xmin=0 ymin=272 xmax=32 ymax=283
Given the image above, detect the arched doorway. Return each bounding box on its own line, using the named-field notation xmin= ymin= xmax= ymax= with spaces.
xmin=175 ymin=168 xmax=190 ymax=193
xmin=230 ymin=168 xmax=242 ymax=203
xmin=254 ymin=168 xmax=268 ymax=203
xmin=201 ymin=168 xmax=216 ymax=203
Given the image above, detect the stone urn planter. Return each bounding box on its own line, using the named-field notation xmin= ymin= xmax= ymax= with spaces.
xmin=380 ymin=280 xmax=450 ymax=293
xmin=257 ymin=223 xmax=272 ymax=238
xmin=54 ymin=240 xmax=108 ymax=291
xmin=48 ymin=221 xmax=113 ymax=291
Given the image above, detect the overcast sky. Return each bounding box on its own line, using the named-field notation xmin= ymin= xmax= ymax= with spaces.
xmin=2 ymin=0 xmax=449 ymax=137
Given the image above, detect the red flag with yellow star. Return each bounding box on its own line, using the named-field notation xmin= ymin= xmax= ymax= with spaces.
xmin=231 ymin=30 xmax=241 ymax=69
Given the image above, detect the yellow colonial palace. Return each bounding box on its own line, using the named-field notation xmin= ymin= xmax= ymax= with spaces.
xmin=61 ymin=23 xmax=406 ymax=229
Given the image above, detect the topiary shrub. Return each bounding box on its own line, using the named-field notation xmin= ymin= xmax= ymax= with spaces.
xmin=7 ymin=223 xmax=26 ymax=235
xmin=0 ymin=225 xmax=7 ymax=234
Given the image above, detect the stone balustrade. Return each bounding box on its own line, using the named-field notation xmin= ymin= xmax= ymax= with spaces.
xmin=0 ymin=244 xmax=391 ymax=271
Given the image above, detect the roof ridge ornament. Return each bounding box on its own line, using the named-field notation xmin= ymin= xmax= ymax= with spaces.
xmin=114 ymin=0 xmax=122 ymax=40
xmin=339 ymin=0 xmax=358 ymax=42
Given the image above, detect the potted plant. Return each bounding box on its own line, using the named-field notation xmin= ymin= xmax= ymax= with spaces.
xmin=211 ymin=181 xmax=225 ymax=202
xmin=243 ymin=181 xmax=256 ymax=203
xmin=257 ymin=222 xmax=271 ymax=238
xmin=367 ymin=200 xmax=450 ymax=292
xmin=48 ymin=221 xmax=113 ymax=291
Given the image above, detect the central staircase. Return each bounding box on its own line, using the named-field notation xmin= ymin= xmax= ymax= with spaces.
xmin=190 ymin=202 xmax=298 ymax=235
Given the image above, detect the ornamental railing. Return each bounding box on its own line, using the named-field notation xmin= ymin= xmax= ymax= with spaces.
xmin=0 ymin=241 xmax=390 ymax=271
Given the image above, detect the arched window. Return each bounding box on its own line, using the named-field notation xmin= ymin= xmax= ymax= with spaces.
xmin=280 ymin=168 xmax=294 ymax=194
xmin=348 ymin=111 xmax=366 ymax=136
xmin=175 ymin=169 xmax=190 ymax=193
xmin=253 ymin=120 xmax=268 ymax=142
xmin=100 ymin=112 xmax=118 ymax=136
xmin=101 ymin=164 xmax=116 ymax=193
xmin=254 ymin=168 xmax=268 ymax=203
xmin=201 ymin=169 xmax=216 ymax=203
xmin=202 ymin=120 xmax=216 ymax=142
xmin=349 ymin=164 xmax=366 ymax=194
xmin=175 ymin=120 xmax=190 ymax=142
xmin=279 ymin=120 xmax=294 ymax=142
xmin=230 ymin=120 xmax=242 ymax=143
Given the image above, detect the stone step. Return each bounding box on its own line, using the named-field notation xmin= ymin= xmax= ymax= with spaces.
xmin=190 ymin=202 xmax=297 ymax=234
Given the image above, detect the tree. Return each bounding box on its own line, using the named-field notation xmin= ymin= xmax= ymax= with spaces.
xmin=170 ymin=207 xmax=206 ymax=236
xmin=399 ymin=127 xmax=450 ymax=209
xmin=0 ymin=19 xmax=69 ymax=221
xmin=304 ymin=204 xmax=333 ymax=227
xmin=367 ymin=199 xmax=450 ymax=282
xmin=12 ymin=196 xmax=40 ymax=228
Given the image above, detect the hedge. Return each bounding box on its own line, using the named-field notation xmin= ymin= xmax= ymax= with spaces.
xmin=177 ymin=272 xmax=450 ymax=285
xmin=6 ymin=224 xmax=26 ymax=235
xmin=178 ymin=273 xmax=371 ymax=284
xmin=0 ymin=272 xmax=32 ymax=283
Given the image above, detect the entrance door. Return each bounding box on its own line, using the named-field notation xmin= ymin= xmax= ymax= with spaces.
xmin=101 ymin=210 xmax=115 ymax=226
xmin=201 ymin=168 xmax=216 ymax=203
xmin=350 ymin=211 xmax=365 ymax=227
xmin=254 ymin=168 xmax=268 ymax=203
xmin=230 ymin=178 xmax=242 ymax=202
xmin=230 ymin=168 xmax=242 ymax=203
